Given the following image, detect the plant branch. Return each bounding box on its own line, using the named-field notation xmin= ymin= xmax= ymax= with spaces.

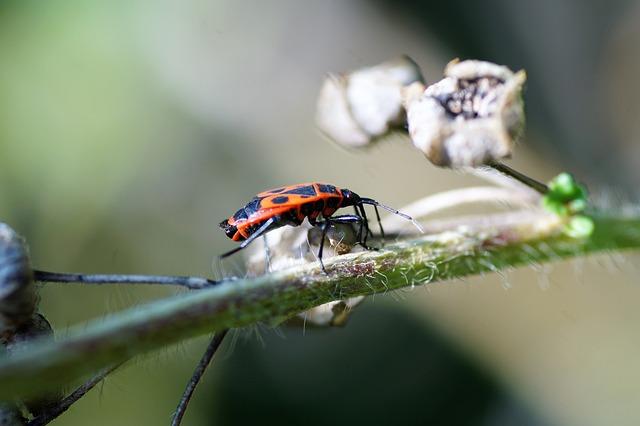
xmin=171 ymin=330 xmax=228 ymax=426
xmin=489 ymin=161 xmax=549 ymax=194
xmin=33 ymin=271 xmax=219 ymax=290
xmin=1 ymin=213 xmax=639 ymax=399
xmin=27 ymin=363 xmax=121 ymax=426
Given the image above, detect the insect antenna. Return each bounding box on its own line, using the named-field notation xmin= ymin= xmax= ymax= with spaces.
xmin=370 ymin=203 xmax=384 ymax=239
xmin=359 ymin=198 xmax=424 ymax=233
xmin=354 ymin=204 xmax=372 ymax=245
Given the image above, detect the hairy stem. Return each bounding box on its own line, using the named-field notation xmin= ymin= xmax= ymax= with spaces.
xmin=1 ymin=213 xmax=639 ymax=399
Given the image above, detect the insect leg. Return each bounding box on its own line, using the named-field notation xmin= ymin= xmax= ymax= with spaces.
xmin=329 ymin=214 xmax=364 ymax=244
xmin=332 ymin=212 xmax=377 ymax=251
xmin=315 ymin=215 xmax=362 ymax=264
xmin=360 ymin=206 xmax=382 ymax=251
xmin=363 ymin=206 xmax=375 ymax=239
xmin=317 ymin=220 xmax=330 ymax=273
xmin=353 ymin=206 xmax=364 ymax=243
xmin=329 ymin=214 xmax=363 ymax=224
xmin=219 ymin=217 xmax=276 ymax=259
xmin=372 ymin=203 xmax=385 ymax=240
xmin=356 ymin=203 xmax=374 ymax=246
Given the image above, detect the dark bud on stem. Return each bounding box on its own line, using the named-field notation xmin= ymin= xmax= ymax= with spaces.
xmin=0 ymin=223 xmax=36 ymax=332
xmin=0 ymin=223 xmax=62 ymax=421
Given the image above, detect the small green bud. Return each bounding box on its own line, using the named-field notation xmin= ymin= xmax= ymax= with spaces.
xmin=549 ymin=172 xmax=577 ymax=199
xmin=564 ymin=215 xmax=595 ymax=238
xmin=568 ymin=198 xmax=588 ymax=214
xmin=547 ymin=172 xmax=587 ymax=201
xmin=542 ymin=172 xmax=589 ymax=217
xmin=542 ymin=197 xmax=567 ymax=216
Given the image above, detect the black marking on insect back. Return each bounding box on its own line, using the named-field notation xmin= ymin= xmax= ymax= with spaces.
xmin=271 ymin=196 xmax=290 ymax=204
xmin=232 ymin=208 xmax=248 ymax=221
xmin=243 ymin=198 xmax=262 ymax=216
xmin=317 ymin=184 xmax=338 ymax=194
xmin=284 ymin=185 xmax=316 ymax=196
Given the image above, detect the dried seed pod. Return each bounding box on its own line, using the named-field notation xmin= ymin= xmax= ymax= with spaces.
xmin=316 ymin=56 xmax=425 ymax=147
xmin=406 ymin=59 xmax=526 ymax=167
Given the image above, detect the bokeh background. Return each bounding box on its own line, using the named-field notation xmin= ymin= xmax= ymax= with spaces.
xmin=1 ymin=0 xmax=640 ymax=425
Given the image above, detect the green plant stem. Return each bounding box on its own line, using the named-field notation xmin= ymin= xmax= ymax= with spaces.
xmin=1 ymin=213 xmax=639 ymax=399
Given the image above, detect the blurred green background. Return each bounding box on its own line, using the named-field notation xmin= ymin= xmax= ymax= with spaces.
xmin=2 ymin=0 xmax=640 ymax=425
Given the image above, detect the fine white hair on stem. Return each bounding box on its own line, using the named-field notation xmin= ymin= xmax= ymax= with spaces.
xmin=381 ymin=186 xmax=541 ymax=233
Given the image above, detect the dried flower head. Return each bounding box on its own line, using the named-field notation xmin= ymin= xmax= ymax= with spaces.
xmin=316 ymin=56 xmax=424 ymax=147
xmin=406 ymin=59 xmax=526 ymax=167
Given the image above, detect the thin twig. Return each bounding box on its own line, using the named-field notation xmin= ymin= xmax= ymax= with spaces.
xmin=27 ymin=363 xmax=121 ymax=426
xmin=171 ymin=330 xmax=229 ymax=426
xmin=33 ymin=271 xmax=220 ymax=290
xmin=465 ymin=166 xmax=541 ymax=196
xmin=490 ymin=161 xmax=549 ymax=194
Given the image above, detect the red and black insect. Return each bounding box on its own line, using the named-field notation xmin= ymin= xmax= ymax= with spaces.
xmin=219 ymin=182 xmax=421 ymax=270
